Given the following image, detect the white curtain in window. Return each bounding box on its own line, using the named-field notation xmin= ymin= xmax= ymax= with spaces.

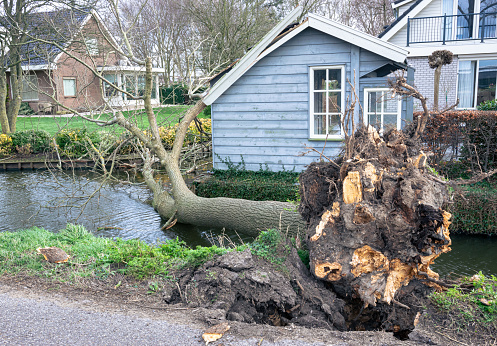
xmin=457 ymin=61 xmax=476 ymax=108
xmin=442 ymin=0 xmax=454 ymax=40
xmin=63 ymin=79 xmax=76 ymax=97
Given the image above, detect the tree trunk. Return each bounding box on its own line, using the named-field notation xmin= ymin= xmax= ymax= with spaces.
xmin=7 ymin=61 xmax=22 ymax=133
xmin=0 ymin=73 xmax=10 ymax=134
xmin=433 ymin=65 xmax=442 ymax=111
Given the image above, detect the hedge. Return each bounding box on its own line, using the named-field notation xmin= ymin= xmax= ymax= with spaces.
xmin=193 ymin=169 xmax=299 ymax=202
xmin=449 ymin=182 xmax=497 ymax=235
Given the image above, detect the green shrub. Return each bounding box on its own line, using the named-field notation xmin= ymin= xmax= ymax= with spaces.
xmin=54 ymin=128 xmax=101 ymax=158
xmin=10 ymin=130 xmax=52 ymax=153
xmin=18 ymin=102 xmax=36 ymax=115
xmin=477 ymin=99 xmax=497 ymax=110
xmin=193 ymin=168 xmax=299 ymax=202
xmin=160 ymin=84 xmax=187 ymax=105
xmin=449 ymin=183 xmax=497 ymax=235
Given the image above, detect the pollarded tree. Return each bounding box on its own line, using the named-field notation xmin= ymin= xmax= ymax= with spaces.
xmin=428 ymin=50 xmax=453 ymax=111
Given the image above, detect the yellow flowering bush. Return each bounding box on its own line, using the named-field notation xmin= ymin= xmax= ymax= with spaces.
xmin=0 ymin=134 xmax=13 ymax=157
xmin=158 ymin=119 xmax=211 ymax=149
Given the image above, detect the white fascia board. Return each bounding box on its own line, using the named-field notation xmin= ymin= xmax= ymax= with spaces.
xmin=307 ymin=14 xmax=408 ymax=63
xmin=203 ymin=6 xmax=303 ymax=105
xmin=407 ymin=42 xmax=497 ymax=57
xmin=392 ymin=0 xmax=416 ymax=9
xmin=381 ymin=0 xmax=434 ymax=41
xmin=8 ymin=64 xmax=55 ymax=71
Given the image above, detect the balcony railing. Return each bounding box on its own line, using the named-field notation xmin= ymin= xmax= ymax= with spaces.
xmin=407 ymin=12 xmax=497 ymax=46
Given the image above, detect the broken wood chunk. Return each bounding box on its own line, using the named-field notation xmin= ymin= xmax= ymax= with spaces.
xmin=383 ymin=259 xmax=414 ymax=304
xmin=343 ymin=171 xmax=363 ymax=204
xmin=202 ymin=322 xmax=230 ymax=344
xmin=313 ymin=261 xmax=342 ymax=281
xmin=37 ymin=247 xmax=70 ymax=263
xmin=310 ymin=210 xmax=334 ymax=241
xmin=350 ymin=246 xmax=388 ymax=277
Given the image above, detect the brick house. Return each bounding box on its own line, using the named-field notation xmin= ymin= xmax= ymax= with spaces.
xmin=6 ymin=8 xmax=161 ymax=114
xmin=380 ymin=0 xmax=497 ymax=110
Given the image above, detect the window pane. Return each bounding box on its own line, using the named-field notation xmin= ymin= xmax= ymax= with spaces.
xmin=103 ymin=74 xmax=117 ymax=97
xmin=384 ymin=114 xmax=398 ymax=127
xmin=314 ymin=114 xmax=326 ymax=135
xmin=328 ymin=69 xmax=341 ymax=90
xmin=137 ymin=75 xmax=146 ymax=97
xmin=457 ymin=0 xmax=475 ymax=39
xmin=85 ymin=38 xmax=98 ymax=55
xmin=327 ymin=92 xmax=341 ymax=113
xmin=314 ymin=92 xmax=325 ymax=113
xmin=480 ymin=0 xmax=497 ymax=38
xmin=368 ymin=91 xmax=380 ymax=113
xmin=314 ymin=70 xmax=326 ymax=90
xmin=368 ymin=113 xmax=381 ymax=130
xmin=22 ymin=75 xmax=39 ymax=101
xmin=151 ymin=76 xmax=157 ymax=99
xmin=328 ymin=114 xmax=341 ymax=135
xmin=63 ymin=79 xmax=76 ymax=97
xmin=477 ymin=59 xmax=497 ymax=105
xmin=457 ymin=60 xmax=476 ymax=108
xmin=125 ymin=75 xmax=136 ymax=100
xmin=383 ymin=92 xmax=398 ymax=113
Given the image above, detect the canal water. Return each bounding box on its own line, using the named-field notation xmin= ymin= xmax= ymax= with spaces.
xmin=0 ymin=170 xmax=496 ymax=277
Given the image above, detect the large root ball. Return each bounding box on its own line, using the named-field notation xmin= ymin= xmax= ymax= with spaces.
xmin=299 ymin=127 xmax=451 ymax=335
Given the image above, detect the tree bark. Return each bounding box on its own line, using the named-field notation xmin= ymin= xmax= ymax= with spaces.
xmin=433 ymin=65 xmax=442 ymax=111
xmin=0 ymin=73 xmax=10 ymax=134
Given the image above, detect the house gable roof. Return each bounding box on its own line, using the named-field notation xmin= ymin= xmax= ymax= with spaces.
xmin=1 ymin=8 xmax=92 ymax=67
xmin=378 ymin=0 xmax=429 ymax=40
xmin=204 ymin=9 xmax=408 ymax=105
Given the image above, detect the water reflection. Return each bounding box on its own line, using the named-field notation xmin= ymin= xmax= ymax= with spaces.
xmin=0 ymin=170 xmax=252 ymax=247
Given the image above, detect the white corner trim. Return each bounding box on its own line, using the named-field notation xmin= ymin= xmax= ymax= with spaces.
xmin=307 ymin=14 xmax=408 ymax=63
xmin=381 ymin=0 xmax=434 ymax=42
xmin=203 ymin=6 xmax=304 ymax=105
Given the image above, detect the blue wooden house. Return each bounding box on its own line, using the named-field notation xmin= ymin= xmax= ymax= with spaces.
xmin=204 ymin=7 xmax=413 ymax=171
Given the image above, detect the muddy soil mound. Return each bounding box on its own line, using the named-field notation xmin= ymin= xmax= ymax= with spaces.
xmin=299 ymin=127 xmax=452 ymax=338
xmin=163 ymin=248 xmax=347 ymax=331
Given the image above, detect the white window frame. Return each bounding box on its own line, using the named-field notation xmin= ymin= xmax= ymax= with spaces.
xmin=309 ymin=65 xmax=345 ymax=139
xmin=21 ymin=74 xmax=39 ymax=101
xmin=85 ymin=38 xmax=98 ymax=56
xmin=63 ymin=77 xmax=77 ymax=97
xmin=363 ymin=88 xmax=402 ymax=133
xmin=456 ymin=57 xmax=497 ymax=109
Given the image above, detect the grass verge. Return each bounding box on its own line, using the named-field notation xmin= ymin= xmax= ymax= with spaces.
xmin=427 ymin=273 xmax=497 ymax=344
xmin=0 ymin=224 xmax=229 ymax=282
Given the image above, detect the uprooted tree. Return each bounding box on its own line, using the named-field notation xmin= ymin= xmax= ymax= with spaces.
xmin=27 ymin=4 xmax=304 ymax=235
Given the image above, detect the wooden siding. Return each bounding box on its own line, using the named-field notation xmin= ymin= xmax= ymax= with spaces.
xmin=389 ymin=0 xmax=442 ymax=46
xmin=212 ymin=28 xmax=405 ymax=171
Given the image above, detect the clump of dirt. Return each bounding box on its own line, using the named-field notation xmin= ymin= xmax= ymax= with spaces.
xmin=163 ymin=247 xmax=347 ymax=331
xmin=299 ymin=126 xmax=452 ymax=338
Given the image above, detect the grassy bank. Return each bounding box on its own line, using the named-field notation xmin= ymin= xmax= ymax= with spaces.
xmin=0 ymin=225 xmax=229 ymax=281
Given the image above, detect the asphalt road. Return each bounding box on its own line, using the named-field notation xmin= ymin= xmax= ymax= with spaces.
xmin=0 ymin=290 xmax=331 ymax=346
xmin=0 ymin=286 xmax=429 ymax=346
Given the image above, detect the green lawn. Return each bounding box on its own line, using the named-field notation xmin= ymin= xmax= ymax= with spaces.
xmin=16 ymin=105 xmax=210 ymax=135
